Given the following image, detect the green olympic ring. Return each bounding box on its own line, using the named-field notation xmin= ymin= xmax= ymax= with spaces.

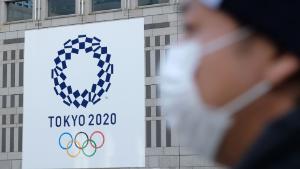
xmin=82 ymin=139 xmax=97 ymax=157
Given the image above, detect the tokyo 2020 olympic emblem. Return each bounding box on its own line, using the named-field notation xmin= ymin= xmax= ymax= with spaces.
xmin=51 ymin=35 xmax=114 ymax=108
xmin=59 ymin=131 xmax=105 ymax=158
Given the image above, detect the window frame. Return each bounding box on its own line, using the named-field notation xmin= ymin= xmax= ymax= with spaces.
xmin=5 ymin=0 xmax=34 ymax=23
xmin=46 ymin=0 xmax=77 ymax=18
xmin=91 ymin=0 xmax=122 ymax=13
xmin=137 ymin=0 xmax=170 ymax=8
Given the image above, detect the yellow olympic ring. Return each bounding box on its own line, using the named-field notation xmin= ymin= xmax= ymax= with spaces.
xmin=66 ymin=140 xmax=81 ymax=158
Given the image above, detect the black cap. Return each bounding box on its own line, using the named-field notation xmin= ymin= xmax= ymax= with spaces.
xmin=220 ymin=0 xmax=300 ymax=56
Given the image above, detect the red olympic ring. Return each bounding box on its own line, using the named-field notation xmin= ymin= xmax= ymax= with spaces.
xmin=90 ymin=130 xmax=105 ymax=149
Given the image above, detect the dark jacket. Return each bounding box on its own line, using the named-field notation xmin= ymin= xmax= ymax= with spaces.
xmin=234 ymin=107 xmax=300 ymax=169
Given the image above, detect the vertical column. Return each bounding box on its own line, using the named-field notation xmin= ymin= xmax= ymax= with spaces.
xmin=0 ymin=0 xmax=7 ymax=24
xmin=151 ymin=120 xmax=156 ymax=148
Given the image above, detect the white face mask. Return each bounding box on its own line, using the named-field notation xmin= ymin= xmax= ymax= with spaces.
xmin=161 ymin=29 xmax=273 ymax=162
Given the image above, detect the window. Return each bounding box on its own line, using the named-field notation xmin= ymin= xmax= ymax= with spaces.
xmin=11 ymin=63 xmax=16 ymax=87
xmin=146 ymin=107 xmax=151 ymax=117
xmin=18 ymin=127 xmax=22 ymax=152
xmin=145 ymin=51 xmax=151 ymax=77
xmin=19 ymin=49 xmax=24 ymax=59
xmin=146 ymin=85 xmax=151 ymax=99
xmin=48 ymin=0 xmax=75 ymax=17
xmin=10 ymin=115 xmax=14 ymax=124
xmin=2 ymin=115 xmax=6 ymax=125
xmin=11 ymin=50 xmax=16 ymax=60
xmin=156 ymin=120 xmax=161 ymax=147
xmin=2 ymin=128 xmax=6 ymax=152
xmin=92 ymin=0 xmax=121 ymax=11
xmin=3 ymin=51 xmax=7 ymax=61
xmin=11 ymin=95 xmax=15 ymax=108
xmin=3 ymin=64 xmax=7 ymax=88
xmin=165 ymin=35 xmax=170 ymax=45
xmin=19 ymin=62 xmax=24 ymax=86
xmin=156 ymin=85 xmax=160 ymax=98
xmin=155 ymin=50 xmax=160 ymax=76
xmin=2 ymin=95 xmax=7 ymax=108
xmin=138 ymin=0 xmax=169 ymax=6
xmin=19 ymin=94 xmax=23 ymax=107
xmin=145 ymin=37 xmax=150 ymax=47
xmin=6 ymin=0 xmax=33 ymax=22
xmin=155 ymin=36 xmax=160 ymax=46
xmin=166 ymin=123 xmax=171 ymax=147
xmin=10 ymin=127 xmax=14 ymax=152
xmin=156 ymin=106 xmax=161 ymax=116
xmin=19 ymin=114 xmax=23 ymax=124
xmin=146 ymin=121 xmax=151 ymax=147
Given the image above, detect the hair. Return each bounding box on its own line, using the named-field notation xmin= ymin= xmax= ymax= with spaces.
xmin=243 ymin=32 xmax=300 ymax=95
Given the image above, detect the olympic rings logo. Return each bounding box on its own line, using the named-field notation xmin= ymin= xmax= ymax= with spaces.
xmin=59 ymin=131 xmax=105 ymax=158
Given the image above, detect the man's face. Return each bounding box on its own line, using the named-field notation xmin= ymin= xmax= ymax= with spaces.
xmin=183 ymin=1 xmax=277 ymax=107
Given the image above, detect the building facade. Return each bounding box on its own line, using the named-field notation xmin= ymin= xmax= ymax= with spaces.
xmin=0 ymin=0 xmax=220 ymax=169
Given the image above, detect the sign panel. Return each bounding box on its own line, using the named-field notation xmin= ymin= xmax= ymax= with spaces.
xmin=23 ymin=18 xmax=145 ymax=169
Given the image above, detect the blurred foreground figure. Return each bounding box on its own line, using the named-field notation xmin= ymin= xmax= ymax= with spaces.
xmin=161 ymin=0 xmax=300 ymax=168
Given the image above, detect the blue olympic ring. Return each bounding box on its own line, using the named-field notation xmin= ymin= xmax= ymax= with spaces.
xmin=59 ymin=132 xmax=73 ymax=150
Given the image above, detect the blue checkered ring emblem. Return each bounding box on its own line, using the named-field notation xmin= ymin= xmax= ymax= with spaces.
xmin=51 ymin=35 xmax=114 ymax=108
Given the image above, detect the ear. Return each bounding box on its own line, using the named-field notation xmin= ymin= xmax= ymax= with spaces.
xmin=264 ymin=53 xmax=299 ymax=86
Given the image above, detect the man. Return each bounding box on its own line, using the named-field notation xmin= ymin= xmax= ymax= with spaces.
xmin=161 ymin=0 xmax=300 ymax=168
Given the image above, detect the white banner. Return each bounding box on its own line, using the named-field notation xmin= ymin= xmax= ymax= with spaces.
xmin=23 ymin=18 xmax=145 ymax=169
